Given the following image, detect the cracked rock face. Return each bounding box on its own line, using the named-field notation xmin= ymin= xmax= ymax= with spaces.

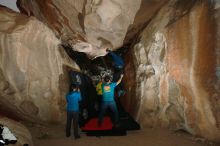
xmin=124 ymin=0 xmax=220 ymax=141
xmin=0 ymin=7 xmax=79 ymax=123
xmin=17 ymin=0 xmax=168 ymax=58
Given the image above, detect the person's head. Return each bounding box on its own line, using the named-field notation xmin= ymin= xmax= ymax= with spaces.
xmin=70 ymin=84 xmax=78 ymax=91
xmin=104 ymin=75 xmax=111 ymax=83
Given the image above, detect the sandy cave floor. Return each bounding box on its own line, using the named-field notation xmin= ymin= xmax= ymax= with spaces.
xmin=26 ymin=123 xmax=220 ymax=146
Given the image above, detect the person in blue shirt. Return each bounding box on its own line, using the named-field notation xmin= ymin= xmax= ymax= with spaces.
xmin=106 ymin=48 xmax=125 ymax=97
xmin=98 ymin=74 xmax=124 ymax=127
xmin=65 ymin=84 xmax=82 ymax=139
xmin=106 ymin=48 xmax=124 ymax=69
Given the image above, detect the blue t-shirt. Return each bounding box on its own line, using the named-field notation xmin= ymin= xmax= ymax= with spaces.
xmin=101 ymin=82 xmax=117 ymax=102
xmin=66 ymin=91 xmax=81 ymax=112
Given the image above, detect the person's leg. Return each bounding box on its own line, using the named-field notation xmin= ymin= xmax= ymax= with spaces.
xmin=98 ymin=102 xmax=108 ymax=126
xmin=109 ymin=102 xmax=119 ymax=126
xmin=98 ymin=95 xmax=102 ymax=113
xmin=66 ymin=111 xmax=73 ymax=137
xmin=73 ymin=112 xmax=80 ymax=139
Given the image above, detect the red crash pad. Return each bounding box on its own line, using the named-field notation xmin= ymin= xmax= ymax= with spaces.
xmin=81 ymin=116 xmax=113 ymax=131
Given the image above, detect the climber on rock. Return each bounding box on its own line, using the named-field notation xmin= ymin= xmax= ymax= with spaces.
xmin=106 ymin=48 xmax=126 ymax=97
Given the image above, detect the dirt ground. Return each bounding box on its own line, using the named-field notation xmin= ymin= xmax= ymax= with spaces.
xmin=27 ymin=124 xmax=219 ymax=146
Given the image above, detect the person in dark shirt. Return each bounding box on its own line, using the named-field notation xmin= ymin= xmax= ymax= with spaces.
xmin=65 ymin=84 xmax=82 ymax=139
xmin=106 ymin=48 xmax=125 ymax=97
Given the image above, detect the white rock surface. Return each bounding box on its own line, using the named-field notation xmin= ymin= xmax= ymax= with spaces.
xmin=0 ymin=7 xmax=79 ymax=123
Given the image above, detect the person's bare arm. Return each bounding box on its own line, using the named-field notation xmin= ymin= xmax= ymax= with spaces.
xmin=116 ymin=74 xmax=124 ymax=85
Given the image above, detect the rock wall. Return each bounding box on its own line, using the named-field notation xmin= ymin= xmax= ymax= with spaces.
xmin=1 ymin=0 xmax=220 ymax=142
xmin=0 ymin=6 xmax=79 ymax=123
xmin=17 ymin=0 xmax=168 ymax=58
xmin=124 ymin=0 xmax=220 ymax=141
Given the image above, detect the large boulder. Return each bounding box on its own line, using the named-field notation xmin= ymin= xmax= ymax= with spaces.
xmin=0 ymin=6 xmax=79 ymax=123
xmin=17 ymin=0 xmax=169 ymax=58
xmin=123 ymin=0 xmax=220 ymax=141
